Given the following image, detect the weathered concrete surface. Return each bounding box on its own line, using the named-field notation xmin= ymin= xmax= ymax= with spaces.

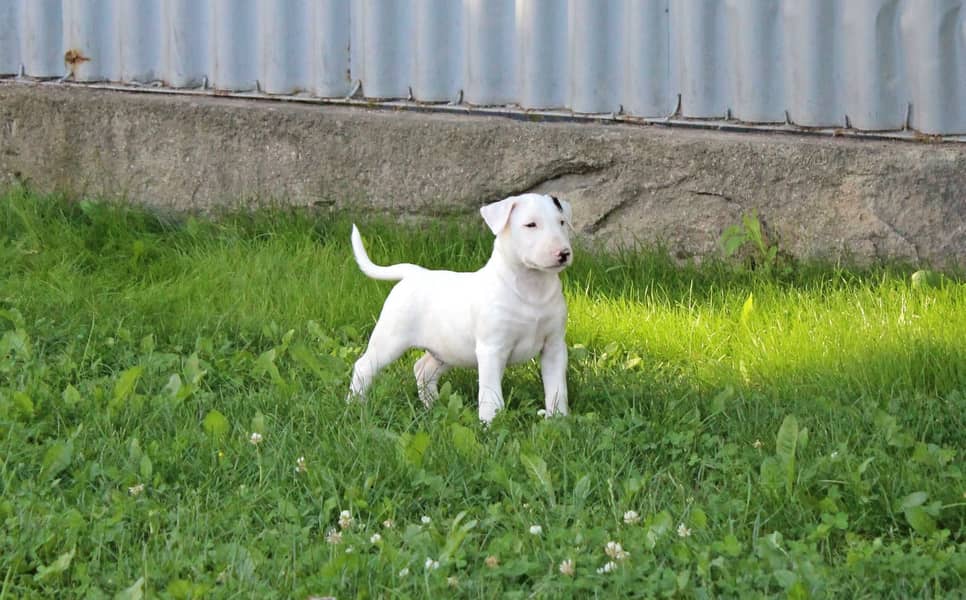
xmin=2 ymin=82 xmax=964 ymax=267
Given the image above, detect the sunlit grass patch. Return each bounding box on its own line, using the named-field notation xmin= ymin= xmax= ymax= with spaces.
xmin=1 ymin=188 xmax=964 ymax=597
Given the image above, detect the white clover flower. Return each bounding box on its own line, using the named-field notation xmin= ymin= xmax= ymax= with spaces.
xmin=484 ymin=555 xmax=499 ymax=569
xmin=249 ymin=432 xmax=263 ymax=445
xmin=295 ymin=456 xmax=307 ymax=473
xmin=623 ymin=510 xmax=640 ymax=525
xmin=128 ymin=483 xmax=145 ymax=497
xmin=325 ymin=528 xmax=342 ymax=545
xmin=529 ymin=524 xmax=543 ymax=536
xmin=559 ymin=559 xmax=575 ymax=576
xmin=447 ymin=576 xmax=459 ymax=588
xmin=398 ymin=567 xmax=410 ymax=577
xmin=605 ymin=541 xmax=630 ymax=561
xmin=382 ymin=519 xmax=395 ymax=529
xmin=420 ymin=515 xmax=432 ymax=525
xmin=677 ymin=523 xmax=692 ymax=538
xmin=753 ymin=439 xmax=763 ymax=449
xmin=424 ymin=557 xmax=440 ymax=571
xmin=370 ymin=533 xmax=382 ymax=544
xmin=339 ymin=510 xmax=353 ymax=530
xmin=830 ymin=451 xmax=840 ymax=459
xmin=596 ymin=561 xmax=618 ymax=574
xmin=537 ymin=409 xmax=548 ymax=417
xmin=345 ymin=546 xmax=354 ymax=554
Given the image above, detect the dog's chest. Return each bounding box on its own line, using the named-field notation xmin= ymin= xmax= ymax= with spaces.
xmin=508 ymin=332 xmax=545 ymax=363
xmin=498 ymin=302 xmax=562 ymax=364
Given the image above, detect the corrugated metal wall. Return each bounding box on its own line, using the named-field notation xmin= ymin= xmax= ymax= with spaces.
xmin=1 ymin=0 xmax=964 ymax=135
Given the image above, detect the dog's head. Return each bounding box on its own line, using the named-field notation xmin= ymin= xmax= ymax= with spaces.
xmin=480 ymin=193 xmax=573 ymax=273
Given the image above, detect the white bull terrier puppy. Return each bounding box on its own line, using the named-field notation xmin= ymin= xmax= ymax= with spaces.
xmin=348 ymin=193 xmax=573 ymax=423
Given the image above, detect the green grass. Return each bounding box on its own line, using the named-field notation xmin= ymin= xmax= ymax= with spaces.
xmin=1 ymin=187 xmax=964 ymax=598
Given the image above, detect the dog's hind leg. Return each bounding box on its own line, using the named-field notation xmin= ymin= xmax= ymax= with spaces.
xmin=347 ymin=327 xmax=409 ymax=402
xmin=413 ymin=352 xmax=450 ymax=407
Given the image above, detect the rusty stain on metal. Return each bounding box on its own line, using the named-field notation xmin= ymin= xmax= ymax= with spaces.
xmin=911 ymin=131 xmax=944 ymax=144
xmin=64 ymin=49 xmax=90 ymax=67
xmin=64 ymin=49 xmax=90 ymax=77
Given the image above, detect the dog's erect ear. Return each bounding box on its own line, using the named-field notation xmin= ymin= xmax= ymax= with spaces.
xmin=480 ymin=196 xmax=517 ymax=235
xmin=550 ymin=195 xmax=573 ymax=226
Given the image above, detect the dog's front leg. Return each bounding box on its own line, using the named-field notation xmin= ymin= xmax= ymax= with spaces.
xmin=540 ymin=335 xmax=569 ymax=416
xmin=476 ymin=341 xmax=509 ymax=424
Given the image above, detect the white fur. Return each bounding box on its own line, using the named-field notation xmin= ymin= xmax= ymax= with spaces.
xmin=348 ymin=193 xmax=573 ymax=423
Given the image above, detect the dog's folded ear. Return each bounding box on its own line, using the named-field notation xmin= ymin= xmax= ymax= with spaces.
xmin=551 ymin=195 xmax=573 ymax=227
xmin=480 ymin=196 xmax=517 ymax=235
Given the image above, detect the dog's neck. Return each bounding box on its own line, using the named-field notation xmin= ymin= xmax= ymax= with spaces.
xmin=487 ymin=236 xmax=562 ymax=304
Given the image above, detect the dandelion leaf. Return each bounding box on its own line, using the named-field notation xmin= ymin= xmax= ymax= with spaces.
xmin=451 ymin=423 xmax=481 ymax=458
xmin=139 ymin=454 xmax=153 ymax=481
xmin=202 ymin=410 xmax=230 ymax=440
xmin=62 ymin=384 xmax=82 ymax=406
xmin=904 ymin=506 xmax=937 ymax=536
xmin=520 ymin=452 xmax=555 ymax=506
xmin=41 ymin=439 xmax=74 ymax=480
xmin=114 ymin=576 xmax=145 ymax=600
xmin=776 ymin=415 xmax=799 ymax=496
xmin=110 ymin=366 xmax=143 ymax=410
xmin=573 ymin=474 xmax=592 ymax=509
xmin=398 ymin=431 xmax=431 ymax=467
xmin=439 ymin=511 xmax=478 ymax=562
xmin=34 ymin=548 xmax=75 ymax=582
xmin=899 ymin=491 xmax=928 ymax=510
xmin=251 ymin=411 xmax=267 ymax=435
xmin=167 ymin=579 xmax=211 ymax=599
xmin=740 ymin=293 xmax=755 ymax=328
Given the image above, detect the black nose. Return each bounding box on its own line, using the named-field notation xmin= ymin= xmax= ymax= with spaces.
xmin=557 ymin=249 xmax=571 ymax=264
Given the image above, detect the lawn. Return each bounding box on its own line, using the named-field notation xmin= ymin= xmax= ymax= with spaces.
xmin=1 ymin=188 xmax=963 ymax=598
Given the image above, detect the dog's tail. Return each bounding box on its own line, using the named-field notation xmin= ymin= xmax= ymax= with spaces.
xmin=350 ymin=224 xmax=425 ymax=281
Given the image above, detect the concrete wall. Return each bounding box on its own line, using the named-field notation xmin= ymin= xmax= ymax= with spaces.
xmin=1 ymin=82 xmax=964 ymax=267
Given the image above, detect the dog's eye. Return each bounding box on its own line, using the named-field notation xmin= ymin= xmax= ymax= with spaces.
xmin=524 ymin=222 xmax=537 ymax=229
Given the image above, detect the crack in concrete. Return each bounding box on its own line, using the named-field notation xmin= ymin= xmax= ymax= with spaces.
xmin=685 ymin=189 xmax=743 ymax=208
xmin=588 ymin=173 xmax=695 ymax=233
xmin=869 ymin=209 xmax=922 ymax=263
xmin=510 ymin=160 xmax=612 ymax=198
